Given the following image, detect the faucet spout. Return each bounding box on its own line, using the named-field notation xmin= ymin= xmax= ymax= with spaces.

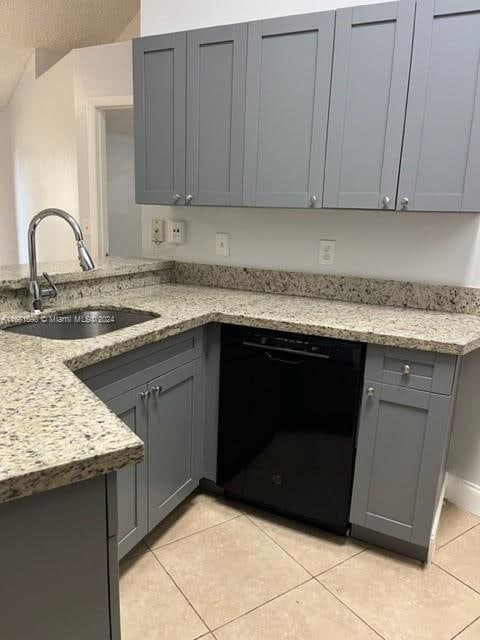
xmin=28 ymin=208 xmax=95 ymax=312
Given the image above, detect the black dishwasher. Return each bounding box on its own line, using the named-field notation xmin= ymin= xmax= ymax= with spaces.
xmin=217 ymin=325 xmax=365 ymax=535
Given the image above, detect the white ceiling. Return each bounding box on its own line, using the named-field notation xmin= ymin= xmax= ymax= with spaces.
xmin=0 ymin=0 xmax=140 ymax=106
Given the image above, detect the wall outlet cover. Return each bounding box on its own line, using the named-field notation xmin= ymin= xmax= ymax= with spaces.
xmin=151 ymin=218 xmax=164 ymax=244
xmin=166 ymin=220 xmax=186 ymax=244
xmin=319 ymin=240 xmax=336 ymax=266
xmin=216 ymin=232 xmax=230 ymax=257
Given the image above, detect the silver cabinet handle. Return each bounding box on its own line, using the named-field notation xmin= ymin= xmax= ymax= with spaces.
xmin=151 ymin=385 xmax=162 ymax=394
xmin=173 ymin=193 xmax=183 ymax=204
xmin=366 ymin=386 xmax=375 ymax=397
xmin=403 ymin=364 xmax=411 ymax=376
xmin=382 ymin=196 xmax=391 ymax=208
xmin=310 ymin=195 xmax=317 ymax=207
xmin=400 ymin=196 xmax=409 ymax=208
xmin=185 ymin=194 xmax=193 ymax=204
xmin=140 ymin=390 xmax=151 ymax=400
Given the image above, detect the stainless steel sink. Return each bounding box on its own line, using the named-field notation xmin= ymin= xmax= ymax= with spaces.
xmin=4 ymin=308 xmax=159 ymax=340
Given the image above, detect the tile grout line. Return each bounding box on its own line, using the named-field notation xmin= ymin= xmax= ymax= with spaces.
xmin=150 ymin=549 xmax=213 ymax=634
xmin=245 ymin=511 xmax=370 ymax=582
xmin=243 ymin=512 xmax=317 ymax=577
xmin=450 ymin=614 xmax=480 ymax=640
xmin=145 ymin=513 xmax=242 ymax=553
xmin=316 ymin=578 xmax=387 ymax=640
xmin=314 ymin=546 xmax=369 ymax=578
xmin=432 ymin=561 xmax=480 ymax=597
xmin=437 ymin=520 xmax=480 ymax=550
xmin=210 ymin=577 xmax=315 ymax=635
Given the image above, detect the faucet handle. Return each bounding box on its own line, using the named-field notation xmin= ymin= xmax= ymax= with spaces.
xmin=42 ymin=272 xmax=58 ymax=300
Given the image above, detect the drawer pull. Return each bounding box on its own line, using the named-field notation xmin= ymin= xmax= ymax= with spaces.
xmin=366 ymin=386 xmax=375 ymax=397
xmin=140 ymin=390 xmax=151 ymax=400
xmin=151 ymin=385 xmax=162 ymax=395
xmin=403 ymin=364 xmax=411 ymax=376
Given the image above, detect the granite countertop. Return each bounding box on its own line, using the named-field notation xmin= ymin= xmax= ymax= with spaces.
xmin=2 ymin=282 xmax=480 ymax=506
xmin=0 ymin=256 xmax=173 ymax=289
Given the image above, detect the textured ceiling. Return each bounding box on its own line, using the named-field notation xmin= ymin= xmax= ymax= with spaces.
xmin=0 ymin=0 xmax=140 ymax=106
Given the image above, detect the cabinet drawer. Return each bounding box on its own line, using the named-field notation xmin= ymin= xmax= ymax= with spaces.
xmin=365 ymin=345 xmax=456 ymax=395
xmin=79 ymin=328 xmax=204 ymax=396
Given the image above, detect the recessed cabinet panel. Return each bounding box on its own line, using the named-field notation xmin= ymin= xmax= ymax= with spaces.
xmin=323 ymin=1 xmax=415 ymax=210
xmin=148 ymin=360 xmax=203 ymax=530
xmin=186 ymin=25 xmax=247 ymax=205
xmin=243 ymin=13 xmax=334 ymax=208
xmin=398 ymin=0 xmax=480 ymax=212
xmin=106 ymin=387 xmax=148 ymax=559
xmin=350 ymin=380 xmax=452 ymax=547
xmin=134 ymin=33 xmax=186 ymax=204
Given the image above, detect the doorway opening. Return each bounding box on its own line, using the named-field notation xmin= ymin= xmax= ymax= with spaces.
xmin=87 ymin=96 xmax=142 ymax=259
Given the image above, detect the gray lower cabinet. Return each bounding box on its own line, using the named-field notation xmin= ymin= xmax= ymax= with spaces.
xmin=323 ymin=0 xmax=415 ymax=210
xmin=398 ymin=0 xmax=480 ymax=212
xmin=350 ymin=346 xmax=458 ymax=560
xmin=243 ymin=12 xmax=334 ymax=208
xmin=147 ymin=360 xmax=203 ymax=529
xmin=0 ymin=477 xmax=119 ymax=640
xmin=106 ymin=387 xmax=148 ymax=559
xmin=80 ymin=329 xmax=205 ymax=559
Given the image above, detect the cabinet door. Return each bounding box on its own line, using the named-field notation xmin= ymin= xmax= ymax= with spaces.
xmin=148 ymin=360 xmax=203 ymax=530
xmin=323 ymin=1 xmax=415 ymax=210
xmin=243 ymin=12 xmax=334 ymax=208
xmin=133 ymin=33 xmax=186 ymax=204
xmin=106 ymin=387 xmax=148 ymax=559
xmin=398 ymin=0 xmax=480 ymax=212
xmin=186 ymin=24 xmax=247 ymax=206
xmin=350 ymin=381 xmax=452 ymax=547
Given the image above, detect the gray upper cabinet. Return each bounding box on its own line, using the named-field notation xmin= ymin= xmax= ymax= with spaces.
xmin=186 ymin=25 xmax=247 ymax=206
xmin=133 ymin=33 xmax=186 ymax=205
xmin=243 ymin=13 xmax=335 ymax=208
xmin=323 ymin=1 xmax=415 ymax=210
xmin=398 ymin=0 xmax=480 ymax=212
xmin=106 ymin=387 xmax=148 ymax=559
xmin=147 ymin=359 xmax=203 ymax=530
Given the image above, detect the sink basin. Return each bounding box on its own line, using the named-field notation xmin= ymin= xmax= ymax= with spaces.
xmin=4 ymin=308 xmax=159 ymax=340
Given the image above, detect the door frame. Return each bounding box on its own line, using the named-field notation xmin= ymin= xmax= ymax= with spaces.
xmin=86 ymin=95 xmax=134 ymax=258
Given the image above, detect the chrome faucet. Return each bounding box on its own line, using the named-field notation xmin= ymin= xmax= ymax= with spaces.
xmin=28 ymin=208 xmax=95 ymax=312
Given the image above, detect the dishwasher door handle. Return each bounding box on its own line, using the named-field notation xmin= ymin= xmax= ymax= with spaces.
xmin=265 ymin=351 xmax=303 ymax=365
xmin=242 ymin=341 xmax=330 ymax=360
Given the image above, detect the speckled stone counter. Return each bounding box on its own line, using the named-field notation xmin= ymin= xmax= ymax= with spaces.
xmin=2 ymin=282 xmax=480 ymax=506
xmin=0 ymin=256 xmax=174 ymax=289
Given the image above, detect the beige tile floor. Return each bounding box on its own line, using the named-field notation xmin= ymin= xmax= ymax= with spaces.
xmin=120 ymin=493 xmax=480 ymax=640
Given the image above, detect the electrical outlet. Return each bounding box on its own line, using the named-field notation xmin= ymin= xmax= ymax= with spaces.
xmin=166 ymin=220 xmax=186 ymax=244
xmin=319 ymin=240 xmax=336 ymax=266
xmin=216 ymin=233 xmax=230 ymax=257
xmin=151 ymin=218 xmax=164 ymax=244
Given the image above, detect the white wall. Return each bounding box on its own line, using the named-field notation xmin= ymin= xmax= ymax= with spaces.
xmin=72 ymin=42 xmax=134 ymax=253
xmin=0 ymin=107 xmax=18 ymax=265
xmin=141 ymin=0 xmax=382 ymax=35
xmin=105 ymin=109 xmax=142 ymax=257
xmin=143 ymin=206 xmax=480 ymax=286
xmin=116 ymin=11 xmax=140 ymax=41
xmin=8 ymin=54 xmax=79 ymax=263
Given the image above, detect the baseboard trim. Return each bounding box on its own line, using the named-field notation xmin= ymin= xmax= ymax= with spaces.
xmin=446 ymin=472 xmax=480 ymax=516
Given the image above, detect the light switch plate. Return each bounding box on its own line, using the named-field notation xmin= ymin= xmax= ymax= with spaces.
xmin=216 ymin=233 xmax=230 ymax=257
xmin=319 ymin=240 xmax=336 ymax=266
